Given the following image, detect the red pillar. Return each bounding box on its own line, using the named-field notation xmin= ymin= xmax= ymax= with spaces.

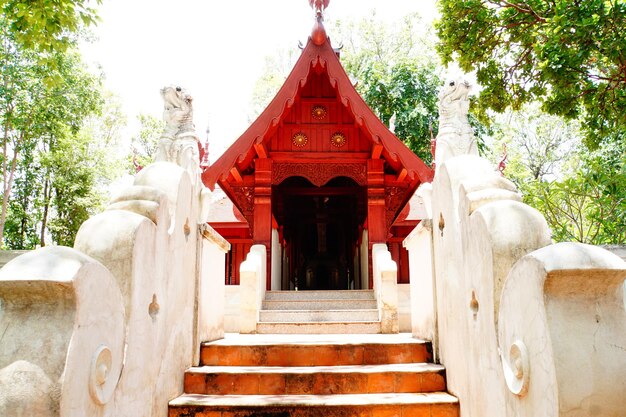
xmin=367 ymin=159 xmax=386 ymax=288
xmin=253 ymin=158 xmax=273 ymax=289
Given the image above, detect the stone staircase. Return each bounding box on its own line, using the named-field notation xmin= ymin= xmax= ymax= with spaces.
xmin=169 ymin=334 xmax=459 ymax=417
xmin=256 ymin=290 xmax=381 ymax=334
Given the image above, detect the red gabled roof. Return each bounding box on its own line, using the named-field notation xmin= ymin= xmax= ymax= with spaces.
xmin=202 ymin=30 xmax=433 ymax=190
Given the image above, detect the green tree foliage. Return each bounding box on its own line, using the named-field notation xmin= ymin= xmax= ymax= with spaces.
xmin=40 ymin=92 xmax=127 ymax=247
xmin=1 ymin=0 xmax=100 ymax=54
xmin=523 ymin=141 xmax=625 ymax=244
xmin=43 ymin=128 xmax=104 ymax=246
xmin=333 ymin=12 xmax=492 ymax=164
xmin=332 ymin=12 xmax=443 ymax=164
xmin=130 ymin=114 xmax=164 ymax=173
xmin=491 ymin=105 xmax=625 ymax=244
xmin=354 ymin=60 xmax=441 ymax=164
xmin=1 ymin=6 xmax=125 ymax=248
xmin=1 ymin=47 xmax=102 ymax=247
xmin=249 ymin=49 xmax=299 ymax=120
xmin=491 ymin=103 xmax=580 ymax=182
xmin=437 ymin=0 xmax=626 ymax=146
xmin=3 ymin=139 xmax=41 ymax=248
xmin=1 ymin=87 xmax=127 ymax=249
xmin=82 ymin=91 xmax=128 ymax=185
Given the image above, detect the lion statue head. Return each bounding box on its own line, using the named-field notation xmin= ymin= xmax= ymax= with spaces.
xmin=438 ymin=77 xmax=471 ymax=122
xmin=161 ymin=86 xmax=194 ymax=137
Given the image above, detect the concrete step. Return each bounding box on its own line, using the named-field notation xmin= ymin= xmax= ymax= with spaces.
xmin=169 ymin=392 xmax=459 ymax=416
xmin=262 ymin=298 xmax=378 ymax=310
xmin=265 ymin=289 xmax=376 ymax=301
xmin=256 ymin=321 xmax=381 ymax=334
xmin=259 ymin=308 xmax=379 ymax=322
xmin=176 ymin=335 xmax=456 ymax=417
xmin=184 ymin=363 xmax=447 ymax=395
xmin=200 ymin=334 xmax=433 ymax=366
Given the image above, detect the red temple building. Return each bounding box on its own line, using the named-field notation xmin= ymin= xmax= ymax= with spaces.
xmin=202 ymin=3 xmax=432 ymax=291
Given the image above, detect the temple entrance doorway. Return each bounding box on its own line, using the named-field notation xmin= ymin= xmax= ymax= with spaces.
xmin=273 ymin=176 xmax=367 ymax=291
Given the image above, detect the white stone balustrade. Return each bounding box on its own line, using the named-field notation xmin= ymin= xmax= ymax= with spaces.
xmin=372 ymin=243 xmax=399 ymax=333
xmin=0 ymin=160 xmax=229 ymax=417
xmin=0 ymin=247 xmax=125 ymax=417
xmin=430 ymin=155 xmax=552 ymax=416
xmin=239 ymin=244 xmax=267 ymax=334
xmin=419 ymin=152 xmax=626 ymax=417
xmin=498 ymin=242 xmax=626 ymax=416
xmin=0 ymin=86 xmax=232 ymax=416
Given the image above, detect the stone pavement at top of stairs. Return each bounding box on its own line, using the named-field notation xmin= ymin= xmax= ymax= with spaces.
xmin=210 ymin=333 xmax=429 ymax=346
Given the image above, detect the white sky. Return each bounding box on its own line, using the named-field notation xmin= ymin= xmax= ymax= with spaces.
xmin=81 ymin=0 xmax=438 ymax=160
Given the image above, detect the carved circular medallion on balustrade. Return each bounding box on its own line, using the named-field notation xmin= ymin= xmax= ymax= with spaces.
xmin=89 ymin=344 xmax=115 ymax=405
xmin=311 ymin=105 xmax=327 ymax=120
xmin=330 ymin=131 xmax=346 ymax=147
xmin=292 ymin=132 xmax=308 ymax=147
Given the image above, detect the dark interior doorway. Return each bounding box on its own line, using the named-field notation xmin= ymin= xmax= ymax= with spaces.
xmin=273 ymin=176 xmax=367 ymax=290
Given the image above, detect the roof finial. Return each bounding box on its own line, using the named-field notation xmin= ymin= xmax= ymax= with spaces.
xmin=309 ymin=0 xmax=329 ymax=45
xmin=309 ymin=0 xmax=330 ymax=14
xmin=200 ymin=118 xmax=210 ymax=171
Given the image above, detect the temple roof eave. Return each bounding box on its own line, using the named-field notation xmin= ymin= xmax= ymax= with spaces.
xmin=201 ymin=49 xmax=313 ymax=189
xmin=202 ymin=35 xmax=434 ymax=192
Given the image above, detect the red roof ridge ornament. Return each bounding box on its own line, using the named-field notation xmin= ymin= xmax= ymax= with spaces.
xmin=309 ymin=0 xmax=329 ymax=45
xmin=309 ymin=0 xmax=329 ymax=13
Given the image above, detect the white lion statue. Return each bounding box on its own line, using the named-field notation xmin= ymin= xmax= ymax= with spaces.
xmin=434 ymin=77 xmax=478 ymax=168
xmin=154 ymin=86 xmax=200 ymax=176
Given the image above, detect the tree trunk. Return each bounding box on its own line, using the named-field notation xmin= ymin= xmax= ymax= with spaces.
xmin=40 ymin=176 xmax=50 ymax=247
xmin=0 ymin=132 xmax=20 ymax=248
xmin=0 ymin=113 xmax=10 ymax=247
xmin=0 ymin=150 xmax=19 ymax=246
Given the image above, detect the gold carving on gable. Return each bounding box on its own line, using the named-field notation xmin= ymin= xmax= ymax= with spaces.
xmin=330 ymin=131 xmax=346 ymax=147
xmin=311 ymin=105 xmax=327 ymax=120
xmin=292 ymin=132 xmax=308 ymax=147
xmin=273 ymin=163 xmax=367 ymax=187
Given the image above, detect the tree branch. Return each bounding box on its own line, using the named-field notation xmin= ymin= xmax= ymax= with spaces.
xmin=493 ymin=0 xmax=547 ymax=22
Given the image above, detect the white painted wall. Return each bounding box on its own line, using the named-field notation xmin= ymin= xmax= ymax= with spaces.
xmin=397 ymin=283 xmax=411 ymax=333
xmin=360 ymin=230 xmax=369 ymax=290
xmin=372 ymin=244 xmax=399 ymax=333
xmin=224 ymin=285 xmax=240 ymax=332
xmin=195 ymin=225 xmax=229 ymax=363
xmin=403 ymin=221 xmax=436 ymax=343
xmin=271 ymin=228 xmax=282 ymax=290
xmin=239 ymin=245 xmax=267 ymax=333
